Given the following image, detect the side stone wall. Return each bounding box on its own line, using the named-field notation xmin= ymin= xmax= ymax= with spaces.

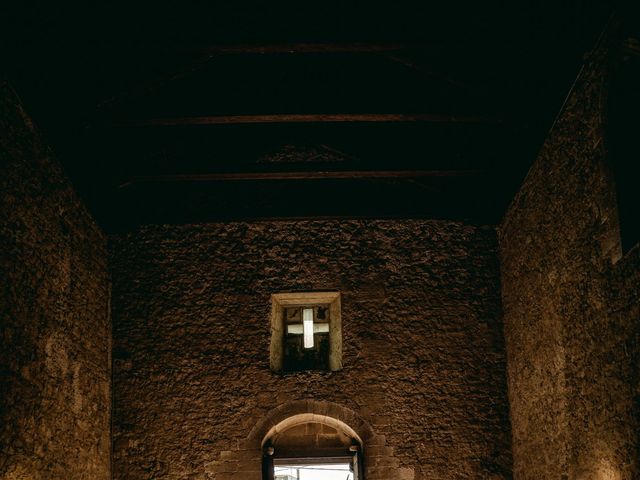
xmin=0 ymin=82 xmax=111 ymax=480
xmin=499 ymin=20 xmax=639 ymax=480
xmin=110 ymin=219 xmax=511 ymax=479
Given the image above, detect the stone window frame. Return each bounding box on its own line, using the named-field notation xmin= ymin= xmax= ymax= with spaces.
xmin=270 ymin=292 xmax=342 ymax=372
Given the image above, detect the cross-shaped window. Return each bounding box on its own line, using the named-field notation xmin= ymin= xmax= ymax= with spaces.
xmin=270 ymin=292 xmax=342 ymax=373
xmin=283 ymin=306 xmax=330 ymax=371
xmin=285 ymin=307 xmax=330 ymax=348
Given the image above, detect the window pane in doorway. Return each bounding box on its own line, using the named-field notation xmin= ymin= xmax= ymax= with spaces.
xmin=274 ymin=463 xmax=353 ymax=480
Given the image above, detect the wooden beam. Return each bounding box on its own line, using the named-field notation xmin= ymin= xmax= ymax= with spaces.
xmin=98 ymin=43 xmax=420 ymax=110
xmin=378 ymin=53 xmax=472 ymax=91
xmin=119 ymin=169 xmax=483 ymax=188
xmin=193 ymin=43 xmax=410 ymax=55
xmin=114 ymin=113 xmax=501 ymax=127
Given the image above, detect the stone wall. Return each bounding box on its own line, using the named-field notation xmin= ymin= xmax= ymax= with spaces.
xmin=0 ymin=82 xmax=111 ymax=480
xmin=110 ymin=220 xmax=512 ymax=479
xmin=499 ymin=20 xmax=639 ymax=480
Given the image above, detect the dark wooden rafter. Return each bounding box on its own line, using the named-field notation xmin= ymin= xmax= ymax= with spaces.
xmin=97 ymin=42 xmax=467 ymax=112
xmin=377 ymin=53 xmax=472 ymax=91
xmin=97 ymin=43 xmax=414 ymax=110
xmin=192 ymin=43 xmax=411 ymax=55
xmin=119 ymin=169 xmax=484 ymax=188
xmin=113 ymin=113 xmax=501 ymax=127
xmin=191 ymin=43 xmax=475 ymax=96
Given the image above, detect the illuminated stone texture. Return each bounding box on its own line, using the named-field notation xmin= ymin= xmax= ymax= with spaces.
xmin=110 ymin=220 xmax=511 ymax=479
xmin=499 ymin=23 xmax=639 ymax=480
xmin=0 ymin=82 xmax=111 ymax=480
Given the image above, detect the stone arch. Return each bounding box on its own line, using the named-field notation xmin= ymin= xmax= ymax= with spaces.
xmin=205 ymin=400 xmax=412 ymax=480
xmin=247 ymin=400 xmax=375 ymax=449
xmin=261 ymin=412 xmax=362 ymax=448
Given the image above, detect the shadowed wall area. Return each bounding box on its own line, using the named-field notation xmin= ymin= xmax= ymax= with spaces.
xmin=0 ymin=83 xmax=111 ymax=479
xmin=499 ymin=20 xmax=640 ymax=480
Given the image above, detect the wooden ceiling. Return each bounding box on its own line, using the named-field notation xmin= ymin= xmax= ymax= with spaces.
xmin=0 ymin=1 xmax=620 ymax=231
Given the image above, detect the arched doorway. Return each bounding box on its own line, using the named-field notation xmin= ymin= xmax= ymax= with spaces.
xmin=261 ymin=413 xmax=364 ymax=480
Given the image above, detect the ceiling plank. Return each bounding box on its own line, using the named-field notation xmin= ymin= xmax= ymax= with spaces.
xmin=192 ymin=43 xmax=411 ymax=55
xmin=97 ymin=43 xmax=421 ymax=110
xmin=119 ymin=169 xmax=484 ymax=188
xmin=113 ymin=113 xmax=501 ymax=127
xmin=377 ymin=53 xmax=473 ymax=91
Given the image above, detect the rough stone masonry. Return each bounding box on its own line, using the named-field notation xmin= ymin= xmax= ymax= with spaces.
xmin=0 ymin=83 xmax=111 ymax=479
xmin=499 ymin=19 xmax=640 ymax=480
xmin=110 ymin=220 xmax=512 ymax=479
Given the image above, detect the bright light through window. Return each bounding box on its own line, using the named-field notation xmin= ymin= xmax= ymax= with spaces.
xmin=274 ymin=463 xmax=353 ymax=480
xmin=303 ymin=307 xmax=314 ymax=349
